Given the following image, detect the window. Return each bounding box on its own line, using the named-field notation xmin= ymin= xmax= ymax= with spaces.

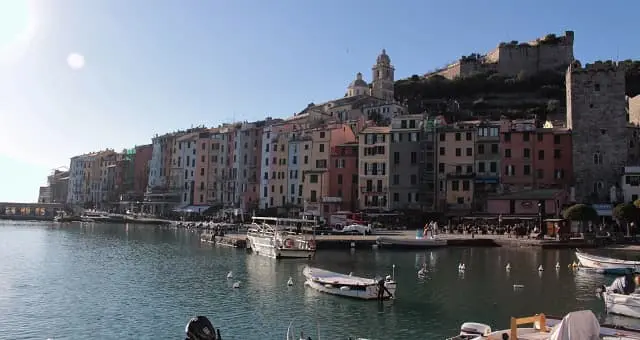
xmin=455 ymin=133 xmax=461 ymax=141
xmin=310 ymin=190 xmax=317 ymax=202
xmin=439 ymin=147 xmax=445 ymax=156
xmin=451 ymin=180 xmax=460 ymax=191
xmin=537 ymin=133 xmax=543 ymax=142
xmin=293 ymin=156 xmax=297 ymax=164
xmin=594 ymin=83 xmax=601 ymax=91
xmin=491 ymin=144 xmax=498 ymax=154
xmin=440 ymin=134 xmax=445 ymax=141
xmin=524 ymin=165 xmax=531 ymax=175
xmin=393 ymin=193 xmax=399 ymax=202
xmin=505 ymin=149 xmax=512 ymax=158
xmin=478 ymin=144 xmax=485 ymax=154
xmin=455 ymin=148 xmax=461 ymax=157
xmin=505 ymin=165 xmax=515 ymax=176
xmin=466 ymin=148 xmax=472 ymax=156
xmin=538 ymin=150 xmax=544 ymax=160
xmin=490 ymin=162 xmax=497 ymax=173
xmin=554 ymin=149 xmax=561 ymax=159
xmin=523 ymin=132 xmax=530 ymax=142
xmin=200 ymin=168 xmax=204 ymax=176
xmin=504 ymin=133 xmax=511 ymax=142
xmin=310 ymin=175 xmax=318 ymax=183
xmin=410 ymin=152 xmax=417 ymax=164
xmin=304 ymin=156 xmax=308 ymax=164
xmin=438 ymin=163 xmax=445 ymax=173
xmin=320 ymin=131 xmax=326 ymax=138
xmin=554 ymin=135 xmax=561 ymax=145
xmin=410 ymin=175 xmax=417 ymax=185
xmin=465 ymin=132 xmax=472 ymax=141
xmin=478 ymin=162 xmax=485 ymax=172
xmin=462 ymin=180 xmax=470 ymax=191
xmin=319 ymin=144 xmax=325 ymax=152
xmin=337 ymin=175 xmax=343 ymax=185
xmin=394 ymin=152 xmax=400 ymax=164
xmin=593 ymin=152 xmax=602 ymax=165
xmin=523 ymin=148 xmax=531 ymax=159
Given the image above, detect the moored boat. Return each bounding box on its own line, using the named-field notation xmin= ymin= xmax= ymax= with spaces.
xmin=375 ymin=235 xmax=447 ymax=249
xmin=302 ymin=265 xmax=397 ymax=300
xmin=575 ymin=249 xmax=640 ymax=273
xmin=246 ymin=217 xmax=316 ymax=259
xmin=602 ymin=290 xmax=640 ymax=319
xmin=447 ymin=310 xmax=640 ymax=339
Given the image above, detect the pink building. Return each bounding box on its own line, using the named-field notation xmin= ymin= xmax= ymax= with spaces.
xmin=486 ymin=189 xmax=569 ymax=217
xmin=328 ymin=142 xmax=359 ymax=212
xmin=133 ymin=144 xmax=152 ymax=197
xmin=500 ymin=123 xmax=572 ymax=190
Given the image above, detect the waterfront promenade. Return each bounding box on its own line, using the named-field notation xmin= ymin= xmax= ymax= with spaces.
xmin=213 ymin=230 xmax=599 ymax=249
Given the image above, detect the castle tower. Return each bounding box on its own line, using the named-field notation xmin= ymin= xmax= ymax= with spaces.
xmin=371 ymin=49 xmax=395 ymax=101
xmin=566 ymin=60 xmax=628 ymax=203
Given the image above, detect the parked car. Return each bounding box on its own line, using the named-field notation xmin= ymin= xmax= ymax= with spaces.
xmin=340 ymin=223 xmax=372 ymax=235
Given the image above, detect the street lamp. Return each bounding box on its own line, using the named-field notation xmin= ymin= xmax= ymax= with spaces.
xmin=537 ymin=202 xmax=543 ymax=235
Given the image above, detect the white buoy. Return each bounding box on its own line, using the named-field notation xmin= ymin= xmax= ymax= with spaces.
xmin=538 ymin=265 xmax=544 ymax=272
xmin=227 ymin=271 xmax=233 ymax=279
xmin=233 ymin=281 xmax=241 ymax=288
xmin=287 ymin=277 xmax=293 ymax=286
xmin=555 ymin=262 xmax=561 ymax=269
xmin=506 ymin=263 xmax=511 ymax=271
xmin=458 ymin=262 xmax=466 ymax=271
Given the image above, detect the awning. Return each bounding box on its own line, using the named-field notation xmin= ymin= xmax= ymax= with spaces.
xmin=173 ymin=205 xmax=210 ymax=213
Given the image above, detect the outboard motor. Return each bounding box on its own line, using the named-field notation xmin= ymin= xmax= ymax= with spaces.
xmin=459 ymin=322 xmax=492 ymax=338
xmin=185 ymin=316 xmax=221 ymax=340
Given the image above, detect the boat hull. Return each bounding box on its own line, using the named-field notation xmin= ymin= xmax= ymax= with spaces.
xmin=302 ymin=266 xmax=396 ymax=300
xmin=605 ymin=291 xmax=640 ymax=319
xmin=247 ymin=235 xmax=314 ymax=259
xmin=576 ymin=250 xmax=640 ymax=273
xmin=376 ymin=236 xmax=447 ymax=249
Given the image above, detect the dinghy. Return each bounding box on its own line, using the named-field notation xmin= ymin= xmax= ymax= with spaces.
xmin=302 ymin=266 xmax=397 ymax=300
xmin=446 ymin=310 xmax=640 ymax=339
xmin=575 ymin=249 xmax=640 ymax=273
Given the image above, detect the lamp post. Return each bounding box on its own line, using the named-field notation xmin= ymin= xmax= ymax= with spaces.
xmin=537 ymin=202 xmax=543 ymax=235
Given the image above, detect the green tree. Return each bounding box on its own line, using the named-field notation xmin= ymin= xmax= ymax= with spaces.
xmin=563 ymin=204 xmax=598 ymax=233
xmin=613 ymin=203 xmax=638 ymax=236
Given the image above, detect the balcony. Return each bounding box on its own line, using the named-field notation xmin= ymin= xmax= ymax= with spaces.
xmin=447 ymin=203 xmax=472 ymax=210
xmin=446 ymin=172 xmax=475 ymax=179
xmin=360 ymin=186 xmax=388 ymax=194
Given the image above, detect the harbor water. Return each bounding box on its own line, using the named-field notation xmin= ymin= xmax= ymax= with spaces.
xmin=1 ymin=222 xmax=640 ymax=340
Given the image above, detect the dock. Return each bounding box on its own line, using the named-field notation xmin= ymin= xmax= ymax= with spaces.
xmin=207 ymin=231 xmax=599 ymax=250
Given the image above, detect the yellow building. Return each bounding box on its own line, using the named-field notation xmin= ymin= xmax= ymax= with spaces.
xmin=436 ymin=124 xmax=476 ymax=213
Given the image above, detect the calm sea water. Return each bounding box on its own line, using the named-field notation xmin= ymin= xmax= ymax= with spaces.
xmin=1 ymin=221 xmax=640 ymax=340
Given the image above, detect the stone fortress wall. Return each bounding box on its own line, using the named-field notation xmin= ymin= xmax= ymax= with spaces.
xmin=566 ymin=60 xmax=628 ymax=202
xmin=425 ymin=31 xmax=574 ymax=79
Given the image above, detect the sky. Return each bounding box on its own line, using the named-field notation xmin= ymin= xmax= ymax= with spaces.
xmin=0 ymin=0 xmax=637 ymax=203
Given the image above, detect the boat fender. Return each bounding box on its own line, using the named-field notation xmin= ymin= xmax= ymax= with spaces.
xmin=284 ymin=238 xmax=294 ymax=248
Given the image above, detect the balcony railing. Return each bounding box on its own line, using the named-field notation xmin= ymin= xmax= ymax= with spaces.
xmin=447 ymin=203 xmax=472 ymax=210
xmin=446 ymin=172 xmax=475 ymax=179
xmin=360 ymin=186 xmax=388 ymax=194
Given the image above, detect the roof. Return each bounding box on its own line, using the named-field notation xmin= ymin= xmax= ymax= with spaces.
xmin=487 ymin=189 xmax=564 ymax=200
xmin=361 ymin=126 xmax=391 ymax=134
xmin=176 ymin=132 xmax=199 ymax=142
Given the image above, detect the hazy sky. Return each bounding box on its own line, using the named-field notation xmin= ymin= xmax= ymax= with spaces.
xmin=0 ymin=0 xmax=637 ymax=202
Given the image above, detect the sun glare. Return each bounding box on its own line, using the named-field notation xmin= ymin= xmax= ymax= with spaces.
xmin=67 ymin=53 xmax=85 ymax=70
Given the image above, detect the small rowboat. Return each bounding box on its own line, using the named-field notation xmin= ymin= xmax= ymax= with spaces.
xmin=575 ymin=249 xmax=640 ymax=273
xmin=302 ymin=266 xmax=397 ymax=300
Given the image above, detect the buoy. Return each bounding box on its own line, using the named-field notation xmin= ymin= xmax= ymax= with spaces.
xmin=458 ymin=263 xmax=466 ymax=271
xmin=227 ymin=271 xmax=233 ymax=279
xmin=555 ymin=262 xmax=561 ymax=269
xmin=350 ymin=242 xmax=356 ymax=248
xmin=506 ymin=263 xmax=511 ymax=271
xmin=287 ymin=277 xmax=293 ymax=286
xmin=538 ymin=265 xmax=544 ymax=272
xmin=233 ymin=281 xmax=241 ymax=288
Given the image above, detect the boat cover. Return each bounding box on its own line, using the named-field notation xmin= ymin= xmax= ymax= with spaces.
xmin=549 ymin=310 xmax=600 ymax=340
xmin=303 ymin=266 xmax=377 ymax=286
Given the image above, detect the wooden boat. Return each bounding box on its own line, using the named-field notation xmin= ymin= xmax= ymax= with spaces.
xmin=447 ymin=310 xmax=640 ymax=339
xmin=575 ymin=249 xmax=640 ymax=273
xmin=375 ymin=235 xmax=447 ymax=249
xmin=302 ymin=266 xmax=397 ymax=300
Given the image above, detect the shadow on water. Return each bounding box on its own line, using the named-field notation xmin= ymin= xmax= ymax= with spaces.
xmin=2 ymin=222 xmax=640 ymax=339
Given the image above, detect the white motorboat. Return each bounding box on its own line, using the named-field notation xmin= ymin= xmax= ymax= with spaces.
xmin=375 ymin=235 xmax=447 ymax=249
xmin=603 ymin=290 xmax=640 ymax=319
xmin=447 ymin=310 xmax=640 ymax=339
xmin=302 ymin=265 xmax=397 ymax=300
xmin=246 ymin=217 xmax=316 ymax=259
xmin=575 ymin=249 xmax=640 ymax=273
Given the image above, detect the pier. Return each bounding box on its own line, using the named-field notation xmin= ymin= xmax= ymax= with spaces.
xmin=208 ymin=231 xmax=598 ymax=250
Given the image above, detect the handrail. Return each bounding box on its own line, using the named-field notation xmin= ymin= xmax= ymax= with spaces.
xmin=510 ymin=313 xmax=547 ymax=339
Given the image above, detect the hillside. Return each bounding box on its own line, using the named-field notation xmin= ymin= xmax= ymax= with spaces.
xmin=394 ymin=60 xmax=640 ymax=121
